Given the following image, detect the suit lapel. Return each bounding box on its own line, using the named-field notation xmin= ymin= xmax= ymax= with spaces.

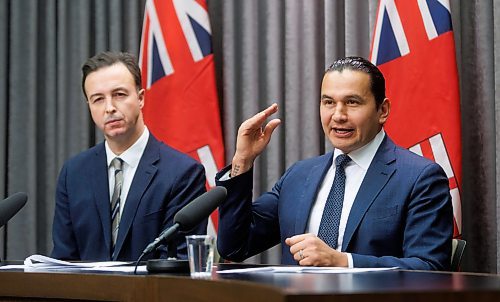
xmin=91 ymin=144 xmax=113 ymax=254
xmin=294 ymin=153 xmax=333 ymax=234
xmin=112 ymin=136 xmax=159 ymax=259
xmin=342 ymin=137 xmax=397 ymax=251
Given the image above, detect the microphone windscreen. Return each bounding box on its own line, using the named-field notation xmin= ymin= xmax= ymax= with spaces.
xmin=0 ymin=192 xmax=28 ymax=227
xmin=174 ymin=186 xmax=227 ymax=231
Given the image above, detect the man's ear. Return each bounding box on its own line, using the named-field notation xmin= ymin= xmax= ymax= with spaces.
xmin=378 ymin=98 xmax=390 ymax=124
xmin=138 ymin=89 xmax=145 ymax=109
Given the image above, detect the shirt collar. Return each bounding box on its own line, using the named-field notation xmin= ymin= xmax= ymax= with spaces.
xmin=333 ymin=128 xmax=385 ymax=171
xmin=105 ymin=127 xmax=150 ymax=168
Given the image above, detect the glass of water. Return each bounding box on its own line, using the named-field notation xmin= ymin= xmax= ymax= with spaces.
xmin=186 ymin=235 xmax=215 ymax=279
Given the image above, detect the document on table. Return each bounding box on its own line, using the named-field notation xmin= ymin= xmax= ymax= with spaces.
xmin=0 ymin=254 xmax=147 ymax=273
xmin=217 ymin=266 xmax=398 ymax=274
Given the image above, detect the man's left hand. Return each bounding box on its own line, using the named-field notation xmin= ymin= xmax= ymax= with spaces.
xmin=285 ymin=233 xmax=348 ymax=267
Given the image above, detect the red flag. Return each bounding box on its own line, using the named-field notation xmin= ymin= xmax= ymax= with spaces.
xmin=139 ymin=0 xmax=225 ymax=235
xmin=370 ymin=0 xmax=462 ymax=237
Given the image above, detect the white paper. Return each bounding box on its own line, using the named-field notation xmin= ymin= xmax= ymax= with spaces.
xmin=18 ymin=254 xmax=133 ymax=272
xmin=24 ymin=254 xmax=130 ymax=268
xmin=217 ymin=266 xmax=398 ymax=274
xmin=0 ymin=264 xmax=25 ymax=270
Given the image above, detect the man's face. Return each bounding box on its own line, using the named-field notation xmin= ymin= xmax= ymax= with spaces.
xmin=320 ymin=69 xmax=390 ymax=154
xmin=84 ymin=63 xmax=145 ymax=143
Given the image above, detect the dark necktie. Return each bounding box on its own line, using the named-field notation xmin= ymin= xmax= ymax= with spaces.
xmin=317 ymin=154 xmax=351 ymax=249
xmin=110 ymin=158 xmax=123 ymax=253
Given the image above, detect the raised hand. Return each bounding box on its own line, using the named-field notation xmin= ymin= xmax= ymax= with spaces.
xmin=231 ymin=103 xmax=281 ymax=177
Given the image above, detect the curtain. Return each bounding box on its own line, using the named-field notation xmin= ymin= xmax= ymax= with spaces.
xmin=458 ymin=0 xmax=500 ymax=273
xmin=0 ymin=0 xmax=498 ymax=273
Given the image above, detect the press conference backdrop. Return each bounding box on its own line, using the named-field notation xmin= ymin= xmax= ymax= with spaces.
xmin=0 ymin=0 xmax=498 ymax=273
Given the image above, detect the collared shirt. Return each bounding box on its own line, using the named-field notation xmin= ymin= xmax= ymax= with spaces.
xmin=105 ymin=127 xmax=150 ymax=217
xmin=307 ymin=129 xmax=386 ymax=266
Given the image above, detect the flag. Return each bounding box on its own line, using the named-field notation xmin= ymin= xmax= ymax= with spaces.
xmin=370 ymin=0 xmax=462 ymax=237
xmin=139 ymin=0 xmax=225 ymax=236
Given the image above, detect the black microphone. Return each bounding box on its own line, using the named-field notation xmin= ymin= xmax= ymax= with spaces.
xmin=0 ymin=192 xmax=28 ymax=227
xmin=141 ymin=186 xmax=227 ymax=256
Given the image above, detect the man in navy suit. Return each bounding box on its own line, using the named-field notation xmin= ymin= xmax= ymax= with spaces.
xmin=51 ymin=52 xmax=207 ymax=261
xmin=215 ymin=57 xmax=453 ymax=270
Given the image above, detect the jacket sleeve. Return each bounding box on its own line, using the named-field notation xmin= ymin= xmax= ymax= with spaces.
xmin=215 ymin=165 xmax=282 ymax=262
xmin=51 ymin=163 xmax=80 ymax=260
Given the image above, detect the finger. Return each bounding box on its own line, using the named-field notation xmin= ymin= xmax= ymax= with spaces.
xmin=297 ymin=248 xmax=320 ymax=267
xmin=253 ymin=103 xmax=279 ymax=124
xmin=288 ymin=234 xmax=316 ymax=255
xmin=237 ymin=104 xmax=278 ymax=137
xmin=298 ymin=258 xmax=308 ymax=266
xmin=262 ymin=103 xmax=278 ymax=117
xmin=262 ymin=119 xmax=281 ymax=140
xmin=285 ymin=235 xmax=303 ymax=247
xmin=246 ymin=103 xmax=279 ymax=130
xmin=238 ymin=115 xmax=265 ymax=133
xmin=289 ymin=241 xmax=304 ymax=256
xmin=298 ymin=255 xmax=311 ymax=266
xmin=293 ymin=247 xmax=307 ymax=262
xmin=285 ymin=233 xmax=314 ymax=246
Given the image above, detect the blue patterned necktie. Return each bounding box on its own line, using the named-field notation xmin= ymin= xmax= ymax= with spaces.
xmin=110 ymin=157 xmax=123 ymax=255
xmin=317 ymin=154 xmax=351 ymax=249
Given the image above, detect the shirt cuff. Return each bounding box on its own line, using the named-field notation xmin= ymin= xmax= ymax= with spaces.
xmin=219 ymin=170 xmax=232 ymax=181
xmin=346 ymin=253 xmax=354 ymax=268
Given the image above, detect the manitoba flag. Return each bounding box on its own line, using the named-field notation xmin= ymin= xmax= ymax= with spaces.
xmin=370 ymin=0 xmax=462 ymax=237
xmin=139 ymin=0 xmax=225 ymax=236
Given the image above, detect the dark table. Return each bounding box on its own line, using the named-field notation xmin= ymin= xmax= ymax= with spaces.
xmin=0 ymin=263 xmax=499 ymax=301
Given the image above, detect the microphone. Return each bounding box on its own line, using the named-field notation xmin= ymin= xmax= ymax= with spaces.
xmin=141 ymin=186 xmax=227 ymax=256
xmin=0 ymin=192 xmax=28 ymax=227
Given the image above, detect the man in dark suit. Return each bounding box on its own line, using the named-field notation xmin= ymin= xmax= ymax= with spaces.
xmin=52 ymin=52 xmax=207 ymax=261
xmin=215 ymin=56 xmax=453 ymax=270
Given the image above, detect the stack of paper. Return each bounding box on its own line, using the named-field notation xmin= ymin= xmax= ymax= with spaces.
xmin=0 ymin=254 xmax=147 ymax=273
xmin=23 ymin=254 xmax=131 ymax=272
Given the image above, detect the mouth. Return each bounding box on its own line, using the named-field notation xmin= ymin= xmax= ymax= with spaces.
xmin=332 ymin=127 xmax=354 ymax=136
xmin=105 ymin=118 xmax=122 ymax=126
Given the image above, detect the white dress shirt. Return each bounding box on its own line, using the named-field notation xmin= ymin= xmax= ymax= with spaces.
xmin=105 ymin=127 xmax=150 ymax=217
xmin=307 ymin=129 xmax=386 ymax=267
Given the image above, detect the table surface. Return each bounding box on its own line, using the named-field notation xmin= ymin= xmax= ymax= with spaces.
xmin=215 ymin=264 xmax=500 ymax=294
xmin=1 ymin=262 xmax=500 ymax=302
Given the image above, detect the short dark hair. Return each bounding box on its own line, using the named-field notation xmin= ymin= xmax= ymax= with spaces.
xmin=81 ymin=51 xmax=142 ymax=98
xmin=325 ymin=56 xmax=386 ymax=108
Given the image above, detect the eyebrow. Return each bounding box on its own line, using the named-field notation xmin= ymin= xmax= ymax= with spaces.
xmin=111 ymin=86 xmax=129 ymax=93
xmin=321 ymin=94 xmax=364 ymax=101
xmin=344 ymin=94 xmax=364 ymax=101
xmin=88 ymin=87 xmax=129 ymax=99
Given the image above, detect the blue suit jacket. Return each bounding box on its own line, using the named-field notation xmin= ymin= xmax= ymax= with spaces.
xmin=216 ymin=136 xmax=453 ymax=270
xmin=51 ymin=134 xmax=207 ymax=261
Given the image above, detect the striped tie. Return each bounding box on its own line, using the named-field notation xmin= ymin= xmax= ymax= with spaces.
xmin=110 ymin=157 xmax=123 ymax=254
xmin=317 ymin=154 xmax=351 ymax=249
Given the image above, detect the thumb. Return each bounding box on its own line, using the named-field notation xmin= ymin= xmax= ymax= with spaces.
xmin=263 ymin=119 xmax=281 ymax=141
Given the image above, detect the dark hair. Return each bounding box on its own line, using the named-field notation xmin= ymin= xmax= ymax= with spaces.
xmin=81 ymin=51 xmax=142 ymax=98
xmin=325 ymin=56 xmax=386 ymax=108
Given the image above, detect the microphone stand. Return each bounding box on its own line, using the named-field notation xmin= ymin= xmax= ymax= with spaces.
xmin=144 ymin=237 xmax=189 ymax=274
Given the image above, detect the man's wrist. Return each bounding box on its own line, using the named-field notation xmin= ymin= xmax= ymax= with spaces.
xmin=231 ymin=154 xmax=254 ymax=177
xmin=333 ymin=252 xmax=349 ymax=267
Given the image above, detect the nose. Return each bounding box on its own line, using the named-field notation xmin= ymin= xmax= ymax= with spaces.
xmin=104 ymin=97 xmax=116 ymax=114
xmin=331 ymin=103 xmax=347 ymax=122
